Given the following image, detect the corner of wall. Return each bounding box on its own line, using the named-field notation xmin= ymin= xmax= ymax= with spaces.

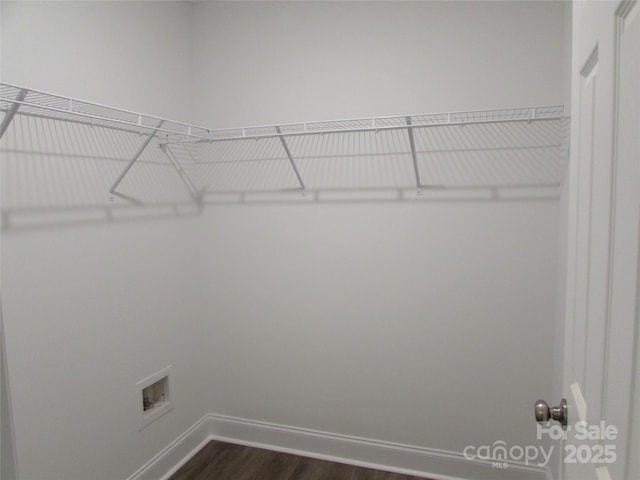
xmin=1 ymin=299 xmax=19 ymax=480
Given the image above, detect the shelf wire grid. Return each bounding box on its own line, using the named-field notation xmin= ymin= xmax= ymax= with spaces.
xmin=0 ymin=83 xmax=211 ymax=140
xmin=197 ymin=105 xmax=565 ymax=142
xmin=1 ymin=113 xmax=196 ymax=209
xmin=1 ymin=83 xmax=569 ymax=202
xmin=194 ymin=115 xmax=569 ymax=192
xmin=1 ymin=83 xmax=564 ymax=141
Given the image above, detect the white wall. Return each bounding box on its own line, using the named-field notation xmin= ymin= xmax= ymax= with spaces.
xmin=200 ymin=202 xmax=560 ymax=452
xmin=1 ymin=3 xmax=208 ymax=480
xmin=191 ymin=1 xmax=567 ymax=127
xmin=1 ymin=305 xmax=18 ymax=480
xmin=0 ymin=1 xmax=570 ymax=478
xmin=193 ymin=0 xmax=566 ymax=458
xmin=0 ymin=1 xmax=194 ymax=121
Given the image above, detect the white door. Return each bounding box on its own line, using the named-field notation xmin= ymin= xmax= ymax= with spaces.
xmin=560 ymin=1 xmax=639 ymax=479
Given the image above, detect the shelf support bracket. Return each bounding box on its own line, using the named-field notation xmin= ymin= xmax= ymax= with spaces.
xmin=0 ymin=89 xmax=28 ymax=140
xmin=406 ymin=117 xmax=422 ymax=190
xmin=160 ymin=144 xmax=202 ymax=202
xmin=275 ymin=125 xmax=305 ymax=190
xmin=109 ymin=121 xmax=164 ymax=202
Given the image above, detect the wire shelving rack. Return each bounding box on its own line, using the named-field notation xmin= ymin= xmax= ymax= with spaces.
xmin=0 ymin=83 xmax=570 ymax=205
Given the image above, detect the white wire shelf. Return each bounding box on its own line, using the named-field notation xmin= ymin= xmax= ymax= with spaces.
xmin=0 ymin=82 xmax=570 ymax=206
xmin=1 ymin=83 xmax=565 ymax=141
xmin=197 ymin=105 xmax=566 ymax=142
xmin=0 ymin=83 xmax=212 ymax=139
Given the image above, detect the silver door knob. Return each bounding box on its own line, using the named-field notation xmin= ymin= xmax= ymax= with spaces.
xmin=534 ymin=398 xmax=568 ymax=426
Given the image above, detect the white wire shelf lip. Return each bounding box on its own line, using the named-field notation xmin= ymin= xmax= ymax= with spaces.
xmin=0 ymin=82 xmax=212 ymax=140
xmin=164 ymin=105 xmax=567 ymax=144
xmin=0 ymin=83 xmax=566 ymax=144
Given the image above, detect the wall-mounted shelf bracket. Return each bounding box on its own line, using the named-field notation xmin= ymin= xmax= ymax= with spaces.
xmin=275 ymin=125 xmax=306 ymax=190
xmin=406 ymin=116 xmax=422 ymax=191
xmin=160 ymin=144 xmax=203 ymax=203
xmin=0 ymin=89 xmax=27 ymax=140
xmin=109 ymin=121 xmax=164 ymax=204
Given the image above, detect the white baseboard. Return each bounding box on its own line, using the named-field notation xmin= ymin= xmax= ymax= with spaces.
xmin=126 ymin=415 xmax=212 ymax=480
xmin=129 ymin=413 xmax=550 ymax=480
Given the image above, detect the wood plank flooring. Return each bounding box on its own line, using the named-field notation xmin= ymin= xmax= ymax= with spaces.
xmin=169 ymin=441 xmax=429 ymax=480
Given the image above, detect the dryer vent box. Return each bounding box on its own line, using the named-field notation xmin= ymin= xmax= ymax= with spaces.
xmin=137 ymin=366 xmax=173 ymax=430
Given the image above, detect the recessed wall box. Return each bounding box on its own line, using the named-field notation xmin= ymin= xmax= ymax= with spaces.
xmin=137 ymin=365 xmax=173 ymax=430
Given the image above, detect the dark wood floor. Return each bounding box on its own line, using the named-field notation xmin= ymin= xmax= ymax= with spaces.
xmin=169 ymin=441 xmax=428 ymax=480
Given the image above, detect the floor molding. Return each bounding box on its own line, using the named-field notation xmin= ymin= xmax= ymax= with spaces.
xmin=129 ymin=413 xmax=550 ymax=480
xmin=127 ymin=415 xmax=212 ymax=480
